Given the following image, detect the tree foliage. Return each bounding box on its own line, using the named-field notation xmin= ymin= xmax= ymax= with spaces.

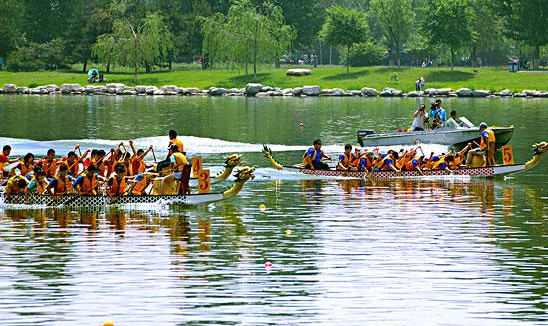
xmin=369 ymin=0 xmax=414 ymax=67
xmin=92 ymin=12 xmax=174 ymax=81
xmin=319 ymin=6 xmax=370 ymax=73
xmin=423 ymin=0 xmax=475 ymax=71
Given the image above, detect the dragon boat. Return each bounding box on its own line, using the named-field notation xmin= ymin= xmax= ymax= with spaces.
xmin=0 ymin=167 xmax=255 ymax=208
xmin=261 ymin=142 xmax=548 ymax=181
xmin=357 ymin=117 xmax=514 ymax=150
xmin=188 ymin=154 xmax=243 ymax=186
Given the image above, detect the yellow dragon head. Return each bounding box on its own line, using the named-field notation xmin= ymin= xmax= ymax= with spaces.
xmin=262 ymin=145 xmax=283 ymax=170
xmin=532 ymin=142 xmax=548 ymax=156
xmin=234 ymin=166 xmax=256 ymax=182
xmin=225 ymin=154 xmax=243 ymax=168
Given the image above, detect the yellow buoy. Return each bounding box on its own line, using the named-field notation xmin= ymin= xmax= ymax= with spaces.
xmin=259 ymin=204 xmax=267 ymax=211
xmin=285 ymin=229 xmax=292 ymax=235
xmin=103 ymin=322 xmax=114 ymax=326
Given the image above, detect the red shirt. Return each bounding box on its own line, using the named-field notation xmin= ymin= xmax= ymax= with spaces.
xmin=0 ymin=154 xmax=8 ymax=163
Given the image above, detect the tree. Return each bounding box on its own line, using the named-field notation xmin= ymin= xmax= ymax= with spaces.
xmin=423 ymin=0 xmax=475 ymax=72
xmin=319 ymin=6 xmax=369 ymax=74
xmin=0 ymin=0 xmax=24 ymax=59
xmin=92 ymin=12 xmax=174 ymax=82
xmin=202 ymin=0 xmax=295 ymax=81
xmin=369 ymin=0 xmax=414 ymax=67
xmin=469 ymin=0 xmax=507 ymax=66
xmin=497 ymin=0 xmax=548 ymax=69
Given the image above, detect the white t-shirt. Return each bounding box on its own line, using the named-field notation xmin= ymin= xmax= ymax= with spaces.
xmin=412 ymin=111 xmax=427 ymax=129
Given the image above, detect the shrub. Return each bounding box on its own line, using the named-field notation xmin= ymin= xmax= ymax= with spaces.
xmin=7 ymin=38 xmax=69 ymax=71
xmin=341 ymin=42 xmax=386 ymax=67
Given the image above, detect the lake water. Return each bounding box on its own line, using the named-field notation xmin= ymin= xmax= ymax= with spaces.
xmin=1 ymin=95 xmax=548 ymax=325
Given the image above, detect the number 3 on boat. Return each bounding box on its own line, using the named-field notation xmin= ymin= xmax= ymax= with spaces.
xmin=198 ymin=169 xmax=211 ymax=194
xmin=192 ymin=156 xmax=203 ymax=177
xmin=502 ymin=145 xmax=514 ymax=165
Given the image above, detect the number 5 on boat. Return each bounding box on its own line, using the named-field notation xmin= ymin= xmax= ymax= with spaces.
xmin=502 ymin=145 xmax=514 ymax=165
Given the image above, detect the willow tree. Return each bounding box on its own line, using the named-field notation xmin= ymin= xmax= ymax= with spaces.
xmin=202 ymin=0 xmax=295 ymax=81
xmin=369 ymin=0 xmax=414 ymax=67
xmin=91 ymin=12 xmax=174 ymax=82
xmin=319 ymin=6 xmax=369 ymax=74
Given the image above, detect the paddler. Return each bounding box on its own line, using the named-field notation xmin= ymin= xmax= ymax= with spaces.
xmin=466 ymin=122 xmax=496 ymax=167
xmin=45 ymin=164 xmax=73 ymax=197
xmin=27 ymin=169 xmax=48 ymax=195
xmin=169 ymin=144 xmax=189 ymax=193
xmin=37 ymin=148 xmax=58 ymax=179
xmin=336 ymin=144 xmax=357 ymax=171
xmin=0 ymin=145 xmax=21 ymax=177
xmin=129 ymin=141 xmax=154 ymax=175
xmin=157 ymin=130 xmax=185 ymax=172
xmin=4 ymin=175 xmax=29 ymax=201
xmin=303 ymin=139 xmax=332 ymax=170
xmin=11 ymin=153 xmax=35 ymax=177
xmin=61 ymin=145 xmax=89 ymax=177
xmin=107 ymin=163 xmax=128 ymax=199
xmin=72 ymin=164 xmax=101 ymax=195
xmin=373 ymin=150 xmax=400 ymax=172
xmin=125 ymin=172 xmax=158 ymax=196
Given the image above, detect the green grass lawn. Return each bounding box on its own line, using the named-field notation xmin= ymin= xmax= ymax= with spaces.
xmin=1 ymin=64 xmax=547 ymax=93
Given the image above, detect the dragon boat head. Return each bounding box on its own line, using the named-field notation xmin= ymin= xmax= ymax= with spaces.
xmin=532 ymin=142 xmax=548 ymax=155
xmin=262 ymin=145 xmax=273 ymax=158
xmin=234 ymin=166 xmax=256 ymax=182
xmin=261 ymin=145 xmax=283 ymax=170
xmin=225 ymin=154 xmax=243 ymax=168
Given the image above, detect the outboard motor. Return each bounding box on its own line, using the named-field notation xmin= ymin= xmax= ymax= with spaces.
xmin=357 ymin=130 xmax=375 ymax=147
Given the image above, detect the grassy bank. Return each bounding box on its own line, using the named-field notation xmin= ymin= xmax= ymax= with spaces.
xmin=1 ymin=64 xmax=547 ymax=93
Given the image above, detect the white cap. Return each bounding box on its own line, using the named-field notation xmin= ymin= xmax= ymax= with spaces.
xmin=479 ymin=122 xmax=488 ymax=128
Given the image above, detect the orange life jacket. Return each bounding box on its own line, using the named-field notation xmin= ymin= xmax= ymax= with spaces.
xmin=337 ymin=152 xmax=354 ymax=170
xmin=405 ymin=159 xmax=420 ymax=171
xmin=375 ymin=155 xmax=392 ymax=171
xmin=41 ymin=158 xmax=57 ymax=177
xmin=130 ymin=176 xmax=149 ymax=196
xmin=53 ymin=175 xmax=72 ymax=195
xmin=18 ymin=161 xmax=34 ymax=176
xmin=80 ymin=173 xmax=98 ymax=195
xmin=108 ymin=175 xmax=127 ymax=196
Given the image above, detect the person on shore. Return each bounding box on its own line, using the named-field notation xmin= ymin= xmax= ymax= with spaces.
xmin=466 ymin=123 xmax=496 ymax=167
xmin=412 ymin=104 xmax=428 ymax=131
xmin=445 ymin=110 xmax=460 ymax=129
xmin=303 ymin=139 xmax=332 ymax=170
xmin=337 ymin=144 xmax=357 ymax=171
xmin=1 ymin=145 xmax=21 ymax=177
xmin=420 ymin=77 xmax=425 ymax=91
xmin=415 ymin=79 xmax=420 ymax=91
xmin=11 ymin=153 xmax=35 ymax=177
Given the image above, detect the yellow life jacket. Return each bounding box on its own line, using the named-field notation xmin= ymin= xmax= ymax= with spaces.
xmin=130 ymin=175 xmax=149 ymax=196
xmin=108 ymin=175 xmax=127 ymax=196
xmin=337 ymin=152 xmax=353 ymax=170
xmin=480 ymin=129 xmax=496 ymax=150
xmin=53 ymin=175 xmax=72 ymax=195
xmin=173 ymin=152 xmax=188 ymax=171
xmin=6 ymin=175 xmax=27 ymax=194
xmin=375 ymin=155 xmax=392 ymax=170
xmin=80 ymin=173 xmax=98 ymax=195
xmin=432 ymin=158 xmax=447 ymax=170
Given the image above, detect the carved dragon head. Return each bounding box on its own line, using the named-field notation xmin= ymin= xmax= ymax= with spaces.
xmin=262 ymin=145 xmax=273 ymax=159
xmin=225 ymin=154 xmax=243 ymax=168
xmin=532 ymin=142 xmax=548 ymax=156
xmin=234 ymin=166 xmax=255 ymax=182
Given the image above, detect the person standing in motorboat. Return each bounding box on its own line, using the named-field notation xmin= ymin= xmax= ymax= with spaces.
xmin=412 ymin=104 xmax=428 ymax=131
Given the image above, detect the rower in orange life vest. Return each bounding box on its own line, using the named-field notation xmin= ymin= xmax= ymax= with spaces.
xmin=72 ymin=164 xmax=102 ymax=195
xmin=466 ymin=122 xmax=496 ymax=167
xmin=128 ymin=141 xmax=154 ymax=176
xmin=0 ymin=145 xmax=21 ymax=177
xmin=107 ymin=163 xmax=128 ymax=200
xmin=10 ymin=152 xmax=35 ymax=177
xmin=45 ymin=164 xmax=73 ymax=197
xmin=303 ymin=139 xmax=332 ymax=170
xmin=337 ymin=144 xmax=359 ymax=171
xmin=125 ymin=172 xmax=159 ymax=196
xmin=61 ymin=145 xmax=89 ymax=177
xmin=373 ymin=150 xmax=400 ymax=172
xmin=37 ymin=148 xmax=58 ymax=180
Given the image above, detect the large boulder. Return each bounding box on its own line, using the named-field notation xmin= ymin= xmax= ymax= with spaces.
xmin=244 ymin=83 xmax=264 ymax=96
xmin=145 ymin=86 xmax=158 ymax=95
xmin=152 ymin=90 xmax=165 ymax=96
xmin=16 ymin=87 xmax=29 ymax=94
xmin=539 ymin=92 xmax=548 ymax=98
xmin=161 ymin=85 xmax=178 ymax=93
xmin=106 ymin=83 xmax=125 ymax=89
xmin=293 ymin=87 xmax=303 ymax=96
xmin=456 ymin=88 xmax=473 ymax=97
xmin=261 ymin=86 xmax=274 ymax=92
xmin=513 ymin=92 xmax=527 ymax=98
xmin=3 ymin=84 xmax=17 ymax=93
xmin=183 ymin=87 xmax=201 ymax=95
xmin=286 ymin=68 xmax=312 ymax=76
xmin=499 ymin=89 xmax=512 ymax=97
xmin=208 ymin=87 xmax=228 ymax=96
xmin=433 ymin=88 xmax=452 ymax=96
xmin=406 ymin=91 xmax=422 ymax=97
xmin=135 ymin=85 xmax=149 ymax=93
xmin=423 ymin=88 xmax=438 ymax=95
xmin=472 ymin=89 xmax=491 ymax=97
xmin=522 ymin=90 xmax=541 ymax=97
xmin=360 ymin=87 xmax=378 ymax=97
xmin=60 ymin=83 xmax=81 ymax=93
xmin=379 ymin=89 xmax=394 ymax=97
xmin=331 ymin=88 xmax=345 ymax=96
xmin=39 ymin=84 xmax=58 ymax=93
xmin=302 ymin=85 xmax=321 ymax=96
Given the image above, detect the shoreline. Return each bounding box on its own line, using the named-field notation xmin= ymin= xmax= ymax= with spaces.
xmin=2 ymin=82 xmax=548 ymax=98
